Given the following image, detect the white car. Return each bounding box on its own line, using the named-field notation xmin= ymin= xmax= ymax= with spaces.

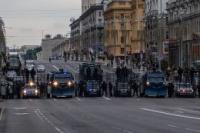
xmin=37 ymin=65 xmax=45 ymax=72
xmin=26 ymin=64 xmax=34 ymax=71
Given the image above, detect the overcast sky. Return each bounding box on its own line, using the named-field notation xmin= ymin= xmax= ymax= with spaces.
xmin=0 ymin=0 xmax=81 ymax=48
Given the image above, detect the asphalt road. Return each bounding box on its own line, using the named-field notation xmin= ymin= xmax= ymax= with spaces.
xmin=0 ymin=98 xmax=200 ymax=133
xmin=5 ymin=60 xmax=199 ymax=133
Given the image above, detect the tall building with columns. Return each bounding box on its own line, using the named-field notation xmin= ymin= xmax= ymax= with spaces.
xmin=167 ymin=0 xmax=200 ymax=68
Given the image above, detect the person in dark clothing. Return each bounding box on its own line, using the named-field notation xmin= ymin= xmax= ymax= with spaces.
xmin=79 ymin=81 xmax=85 ymax=97
xmin=86 ymin=67 xmax=91 ymax=80
xmin=25 ymin=68 xmax=29 ymax=83
xmin=101 ymin=81 xmax=107 ymax=97
xmin=108 ymin=82 xmax=113 ymax=97
xmin=64 ymin=51 xmax=67 ymax=62
xmin=190 ymin=67 xmax=195 ymax=84
xmin=93 ymin=68 xmax=98 ymax=80
xmin=31 ymin=68 xmax=36 ymax=81
xmin=116 ymin=66 xmax=121 ymax=80
xmin=132 ymin=81 xmax=139 ymax=97
xmin=178 ymin=67 xmax=183 ymax=82
xmin=168 ymin=82 xmax=174 ymax=98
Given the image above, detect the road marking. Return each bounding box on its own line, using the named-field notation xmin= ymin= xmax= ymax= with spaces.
xmin=35 ymin=109 xmax=66 ymax=133
xmin=141 ymin=108 xmax=200 ymax=120
xmin=0 ymin=108 xmax=4 ymax=121
xmin=53 ymin=98 xmax=57 ymax=101
xmin=103 ymin=96 xmax=111 ymax=101
xmin=186 ymin=128 xmax=200 ymax=133
xmin=13 ymin=107 xmax=27 ymax=110
xmin=168 ymin=124 xmax=178 ymax=128
xmin=14 ymin=113 xmax=30 ymax=115
xmin=76 ymin=97 xmax=81 ymax=101
xmin=52 ymin=65 xmax=60 ymax=71
xmin=29 ymin=99 xmax=32 ymax=102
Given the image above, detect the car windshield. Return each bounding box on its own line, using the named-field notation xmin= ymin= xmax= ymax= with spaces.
xmin=54 ymin=74 xmax=73 ymax=83
xmin=148 ymin=77 xmax=164 ymax=83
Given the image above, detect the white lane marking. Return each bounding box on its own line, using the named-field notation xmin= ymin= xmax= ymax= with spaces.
xmin=35 ymin=109 xmax=67 ymax=133
xmin=168 ymin=124 xmax=178 ymax=128
xmin=53 ymin=98 xmax=57 ymax=101
xmin=14 ymin=113 xmax=30 ymax=115
xmin=123 ymin=129 xmax=133 ymax=133
xmin=103 ymin=96 xmax=111 ymax=101
xmin=186 ymin=128 xmax=200 ymax=133
xmin=13 ymin=107 xmax=27 ymax=110
xmin=141 ymin=108 xmax=200 ymax=120
xmin=76 ymin=97 xmax=81 ymax=101
xmin=55 ymin=127 xmax=64 ymax=133
xmin=0 ymin=108 xmax=4 ymax=121
xmin=52 ymin=65 xmax=60 ymax=71
xmin=178 ymin=108 xmax=200 ymax=114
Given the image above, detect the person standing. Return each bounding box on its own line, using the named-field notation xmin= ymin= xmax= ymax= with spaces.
xmin=25 ymin=68 xmax=29 ymax=83
xmin=108 ymin=82 xmax=113 ymax=97
xmin=132 ymin=81 xmax=139 ymax=97
xmin=178 ymin=67 xmax=183 ymax=82
xmin=168 ymin=82 xmax=174 ymax=98
xmin=31 ymin=68 xmax=36 ymax=81
xmin=101 ymin=81 xmax=107 ymax=97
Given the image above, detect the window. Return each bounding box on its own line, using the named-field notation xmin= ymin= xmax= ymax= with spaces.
xmin=121 ymin=48 xmax=125 ymax=54
xmin=99 ymin=11 xmax=102 ymax=17
xmin=121 ymin=36 xmax=124 ymax=43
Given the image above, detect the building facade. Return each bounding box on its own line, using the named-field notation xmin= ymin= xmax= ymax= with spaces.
xmin=82 ymin=0 xmax=102 ymax=13
xmin=167 ymin=0 xmax=200 ymax=68
xmin=145 ymin=0 xmax=168 ymax=65
xmin=80 ymin=4 xmax=104 ymax=54
xmin=70 ymin=18 xmax=81 ymax=51
xmin=41 ymin=35 xmax=67 ymax=60
xmin=52 ymin=39 xmax=70 ymax=57
xmin=0 ymin=18 xmax=6 ymax=55
xmin=104 ymin=0 xmax=133 ymax=58
xmin=0 ymin=17 xmax=6 ymax=69
xmin=131 ymin=0 xmax=145 ymax=55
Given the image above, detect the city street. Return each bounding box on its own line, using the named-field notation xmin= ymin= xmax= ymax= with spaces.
xmin=0 ymin=98 xmax=200 ymax=133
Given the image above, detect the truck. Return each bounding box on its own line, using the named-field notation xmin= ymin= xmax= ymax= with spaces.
xmin=79 ymin=63 xmax=103 ymax=97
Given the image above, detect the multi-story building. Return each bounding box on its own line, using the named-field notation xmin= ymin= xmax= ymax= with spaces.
xmin=52 ymin=39 xmax=70 ymax=58
xmin=145 ymin=0 xmax=168 ymax=65
xmin=82 ymin=0 xmax=102 ymax=13
xmin=131 ymin=0 xmax=145 ymax=56
xmin=70 ymin=18 xmax=81 ymax=51
xmin=0 ymin=17 xmax=6 ymax=55
xmin=0 ymin=17 xmax=6 ymax=69
xmin=80 ymin=4 xmax=104 ymax=54
xmin=167 ymin=0 xmax=200 ymax=68
xmin=104 ymin=0 xmax=133 ymax=58
xmin=41 ymin=34 xmax=67 ymax=60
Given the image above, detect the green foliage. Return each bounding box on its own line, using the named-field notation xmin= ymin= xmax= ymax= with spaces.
xmin=25 ymin=47 xmax=42 ymax=60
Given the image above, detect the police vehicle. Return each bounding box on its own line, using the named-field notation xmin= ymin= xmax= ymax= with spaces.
xmin=114 ymin=67 xmax=132 ymax=97
xmin=21 ymin=81 xmax=40 ymax=98
xmin=140 ymin=71 xmax=167 ymax=97
xmin=47 ymin=70 xmax=75 ymax=98
xmin=79 ymin=63 xmax=102 ymax=97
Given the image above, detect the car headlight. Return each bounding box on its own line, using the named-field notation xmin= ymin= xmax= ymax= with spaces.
xmin=146 ymin=81 xmax=150 ymax=86
xmin=53 ymin=81 xmax=59 ymax=87
xmin=23 ymin=90 xmax=27 ymax=94
xmin=35 ymin=89 xmax=38 ymax=94
xmin=67 ymin=81 xmax=73 ymax=86
xmin=29 ymin=81 xmax=34 ymax=87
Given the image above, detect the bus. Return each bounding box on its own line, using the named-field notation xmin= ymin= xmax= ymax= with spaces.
xmin=140 ymin=71 xmax=167 ymax=97
xmin=47 ymin=70 xmax=76 ymax=98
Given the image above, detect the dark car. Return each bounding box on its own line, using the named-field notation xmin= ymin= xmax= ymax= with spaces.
xmin=174 ymin=83 xmax=195 ymax=97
